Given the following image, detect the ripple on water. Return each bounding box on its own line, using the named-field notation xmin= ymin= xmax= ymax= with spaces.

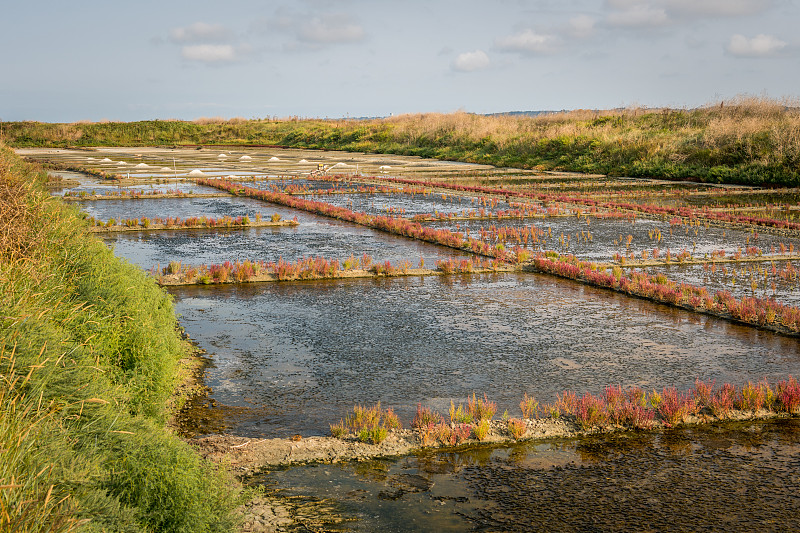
xmin=171 ymin=273 xmax=800 ymax=437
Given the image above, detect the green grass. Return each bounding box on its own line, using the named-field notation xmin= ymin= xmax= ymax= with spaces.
xmin=0 ymin=144 xmax=240 ymax=531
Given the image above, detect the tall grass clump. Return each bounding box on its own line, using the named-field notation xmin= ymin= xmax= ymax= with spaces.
xmin=0 ymin=144 xmax=239 ymax=532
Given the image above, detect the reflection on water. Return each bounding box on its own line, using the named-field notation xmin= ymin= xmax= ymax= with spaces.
xmin=462 ymin=419 xmax=800 ymax=531
xmin=259 ymin=418 xmax=800 ymax=532
xmin=171 ymin=273 xmax=800 ymax=437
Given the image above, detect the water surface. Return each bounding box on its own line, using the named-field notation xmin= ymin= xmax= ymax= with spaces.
xmin=171 ymin=273 xmax=800 ymax=437
xmin=259 ymin=418 xmax=800 ymax=532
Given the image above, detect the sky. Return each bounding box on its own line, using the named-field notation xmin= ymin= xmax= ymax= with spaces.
xmin=1 ymin=0 xmax=798 ymax=122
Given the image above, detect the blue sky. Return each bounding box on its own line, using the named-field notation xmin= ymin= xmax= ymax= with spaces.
xmin=2 ymin=0 xmax=798 ymax=122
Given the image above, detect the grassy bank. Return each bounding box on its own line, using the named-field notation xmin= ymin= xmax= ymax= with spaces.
xmin=0 ymin=144 xmax=239 ymax=531
xmin=5 ymin=96 xmax=800 ymax=187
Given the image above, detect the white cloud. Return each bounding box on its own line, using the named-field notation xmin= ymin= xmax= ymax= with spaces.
xmin=452 ymin=50 xmax=490 ymax=72
xmin=297 ymin=14 xmax=365 ymax=44
xmin=170 ymin=22 xmax=232 ymax=44
xmin=254 ymin=10 xmax=365 ymax=49
xmin=726 ymin=34 xmax=787 ymax=57
xmin=181 ymin=44 xmax=239 ymax=64
xmin=495 ymin=29 xmax=559 ymax=54
xmin=607 ymin=5 xmax=669 ymax=27
xmin=602 ymin=0 xmax=772 ymax=28
xmin=167 ymin=22 xmax=254 ymax=65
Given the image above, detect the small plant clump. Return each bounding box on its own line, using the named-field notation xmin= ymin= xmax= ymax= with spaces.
xmin=507 ymin=418 xmax=527 ymax=440
xmin=412 ymin=403 xmax=443 ymax=429
xmin=450 ymin=400 xmax=472 ymax=424
xmin=657 ymin=388 xmax=695 ymax=427
xmin=468 ymin=393 xmax=497 ymax=423
xmin=520 ymin=392 xmax=539 ymax=419
xmin=473 ymin=418 xmax=491 ymax=441
xmin=329 ymin=403 xmax=400 ymax=445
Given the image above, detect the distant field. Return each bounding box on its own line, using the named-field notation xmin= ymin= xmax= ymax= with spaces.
xmin=5 ymin=96 xmax=800 ymax=187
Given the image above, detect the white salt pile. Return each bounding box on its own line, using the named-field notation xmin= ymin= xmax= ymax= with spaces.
xmin=188 ymin=169 xmax=205 ymax=176
xmin=239 ymin=155 xmax=252 ymax=161
xmin=268 ymin=157 xmax=280 ymax=161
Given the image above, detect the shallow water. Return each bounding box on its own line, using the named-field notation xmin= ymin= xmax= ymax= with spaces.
xmin=685 ymin=192 xmax=800 ymax=208
xmin=427 ymin=215 xmax=800 ymax=262
xmin=170 ymin=273 xmax=800 ymax=437
xmin=246 ymin=179 xmax=519 ymax=217
xmin=640 ymin=260 xmax=800 ymax=307
xmin=103 ymin=221 xmax=470 ymax=272
xmin=48 ymin=170 xmax=222 ymax=195
xmin=260 ymin=418 xmax=800 ymax=532
xmin=79 ymin=195 xmax=294 ymax=222
xmin=77 ymin=191 xmax=470 ymax=269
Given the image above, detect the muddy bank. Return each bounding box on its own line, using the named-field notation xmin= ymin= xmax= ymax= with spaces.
xmin=613 ymin=252 xmax=800 ymax=268
xmin=158 ymin=266 xmax=515 ymax=286
xmin=88 ymin=219 xmax=297 ymax=233
xmin=63 ymin=192 xmax=231 ymax=201
xmin=191 ymin=411 xmax=793 ymax=476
